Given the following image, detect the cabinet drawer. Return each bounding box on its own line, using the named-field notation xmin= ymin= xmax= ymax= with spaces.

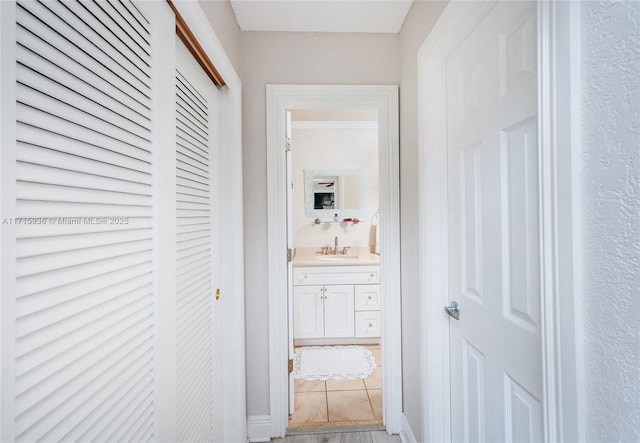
xmin=354 ymin=285 xmax=381 ymax=311
xmin=355 ymin=311 xmax=381 ymax=338
xmin=293 ymin=266 xmax=380 ymax=285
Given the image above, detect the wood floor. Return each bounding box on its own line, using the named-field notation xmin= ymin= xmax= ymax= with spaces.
xmin=276 ymin=430 xmax=401 ymax=442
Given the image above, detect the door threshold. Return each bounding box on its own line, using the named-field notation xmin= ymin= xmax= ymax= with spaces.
xmin=286 ymin=424 xmax=385 ymax=436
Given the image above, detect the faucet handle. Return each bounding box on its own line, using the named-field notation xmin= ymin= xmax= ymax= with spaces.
xmin=321 ymin=246 xmax=330 ymax=255
xmin=340 ymin=246 xmax=351 ymax=255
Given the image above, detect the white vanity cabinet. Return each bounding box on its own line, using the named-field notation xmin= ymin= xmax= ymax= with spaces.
xmin=293 ymin=266 xmax=381 ymax=342
xmin=293 ymin=285 xmax=354 ymax=338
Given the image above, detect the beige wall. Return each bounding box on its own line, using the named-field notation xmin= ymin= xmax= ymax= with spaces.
xmin=398 ymin=1 xmax=448 ymax=440
xmin=291 ymin=127 xmax=379 ymax=248
xmin=199 ymin=0 xmax=242 ymax=74
xmin=241 ymin=31 xmax=400 ymax=415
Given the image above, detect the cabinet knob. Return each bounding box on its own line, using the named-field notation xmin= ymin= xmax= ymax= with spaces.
xmin=368 ymin=296 xmax=372 ymax=300
xmin=369 ymin=322 xmax=373 ymax=327
xmin=370 ymin=274 xmax=374 ymax=277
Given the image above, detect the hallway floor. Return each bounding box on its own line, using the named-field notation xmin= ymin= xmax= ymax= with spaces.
xmin=276 ymin=430 xmax=400 ymax=442
xmin=289 ymin=346 xmax=382 ymax=429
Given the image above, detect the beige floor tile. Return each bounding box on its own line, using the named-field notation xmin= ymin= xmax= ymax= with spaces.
xmin=295 ymin=379 xmax=326 ymax=393
xmin=368 ymin=389 xmax=382 ymax=420
xmin=364 ymin=367 xmax=382 ymax=390
xmin=326 ymin=378 xmax=366 ymax=391
xmin=327 ymin=390 xmax=374 ymax=422
xmin=290 ymin=392 xmax=328 ymax=424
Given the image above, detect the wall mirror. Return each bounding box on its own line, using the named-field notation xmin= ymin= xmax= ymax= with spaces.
xmin=304 ymin=168 xmax=367 ymax=219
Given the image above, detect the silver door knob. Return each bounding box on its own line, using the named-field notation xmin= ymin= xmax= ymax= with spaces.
xmin=444 ymin=301 xmax=460 ymax=320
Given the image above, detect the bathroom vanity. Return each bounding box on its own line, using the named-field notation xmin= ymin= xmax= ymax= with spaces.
xmin=292 ymin=247 xmax=381 ymax=345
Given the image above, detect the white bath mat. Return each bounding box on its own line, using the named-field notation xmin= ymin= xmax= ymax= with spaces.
xmin=293 ymin=345 xmax=376 ymax=381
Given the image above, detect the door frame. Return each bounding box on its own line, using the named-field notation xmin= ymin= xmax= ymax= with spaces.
xmin=266 ymin=84 xmax=401 ymax=437
xmin=417 ymin=1 xmax=583 ymax=442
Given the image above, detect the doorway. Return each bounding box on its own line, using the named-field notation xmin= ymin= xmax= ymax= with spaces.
xmin=287 ymin=109 xmax=383 ymax=429
xmin=266 ymin=85 xmax=401 ymax=438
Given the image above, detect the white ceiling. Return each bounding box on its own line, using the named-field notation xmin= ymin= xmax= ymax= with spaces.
xmin=229 ymin=0 xmax=415 ymax=33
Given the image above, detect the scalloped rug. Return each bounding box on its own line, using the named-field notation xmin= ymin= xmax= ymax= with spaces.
xmin=292 ymin=345 xmax=376 ymax=381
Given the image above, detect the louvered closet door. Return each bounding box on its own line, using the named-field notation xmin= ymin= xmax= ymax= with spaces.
xmin=11 ymin=1 xmax=155 ymax=441
xmin=175 ymin=38 xmax=220 ymax=442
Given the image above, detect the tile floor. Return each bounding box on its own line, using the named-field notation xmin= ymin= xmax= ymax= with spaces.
xmin=289 ymin=345 xmax=382 ymax=429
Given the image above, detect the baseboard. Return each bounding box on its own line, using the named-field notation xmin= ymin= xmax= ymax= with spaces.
xmin=247 ymin=415 xmax=271 ymax=443
xmin=400 ymin=413 xmax=418 ymax=443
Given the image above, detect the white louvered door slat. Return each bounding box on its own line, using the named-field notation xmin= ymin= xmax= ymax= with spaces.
xmin=11 ymin=1 xmax=155 ymax=441
xmin=175 ymin=38 xmax=218 ymax=443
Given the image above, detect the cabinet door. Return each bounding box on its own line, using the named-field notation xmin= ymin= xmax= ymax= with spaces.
xmin=293 ymin=285 xmax=324 ymax=338
xmin=324 ymin=285 xmax=355 ymax=338
xmin=354 ymin=285 xmax=381 ymax=311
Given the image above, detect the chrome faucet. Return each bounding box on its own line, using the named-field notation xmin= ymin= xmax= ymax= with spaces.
xmin=334 ymin=236 xmax=338 ymax=255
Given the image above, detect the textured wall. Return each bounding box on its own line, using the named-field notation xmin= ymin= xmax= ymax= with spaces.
xmin=581 ymin=2 xmax=640 ymax=441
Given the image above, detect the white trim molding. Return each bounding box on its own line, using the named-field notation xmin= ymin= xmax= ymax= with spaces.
xmin=0 ymin=3 xmax=18 ymax=440
xmin=291 ymin=120 xmax=378 ymax=130
xmin=399 ymin=414 xmax=418 ymax=443
xmin=266 ymin=85 xmax=401 ymax=438
xmin=247 ymin=415 xmax=272 ymax=443
xmin=417 ymin=1 xmax=582 ymax=442
xmin=537 ymin=1 xmax=584 ymax=441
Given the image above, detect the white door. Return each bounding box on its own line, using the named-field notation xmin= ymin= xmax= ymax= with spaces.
xmin=175 ymin=38 xmax=222 ymax=442
xmin=324 ymin=285 xmax=355 ymax=338
xmin=1 ymin=1 xmax=159 ymax=440
xmin=446 ymin=2 xmax=543 ymax=442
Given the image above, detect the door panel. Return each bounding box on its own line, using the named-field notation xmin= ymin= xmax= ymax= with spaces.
xmin=447 ymin=2 xmax=542 ymax=442
xmin=504 ymin=375 xmax=543 ymax=442
xmin=462 ymin=340 xmax=485 ymax=442
xmin=8 ymin=1 xmax=155 ymax=441
xmin=175 ymin=38 xmax=219 ymax=443
xmin=502 ymin=119 xmax=540 ymax=334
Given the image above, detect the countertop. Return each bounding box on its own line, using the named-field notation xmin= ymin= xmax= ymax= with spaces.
xmin=292 ymin=246 xmax=380 ymax=267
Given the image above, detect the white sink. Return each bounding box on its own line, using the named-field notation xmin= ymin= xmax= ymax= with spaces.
xmin=316 ymin=255 xmax=359 ymax=261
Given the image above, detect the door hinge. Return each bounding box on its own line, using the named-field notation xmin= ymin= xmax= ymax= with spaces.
xmin=288 ymin=358 xmax=294 ymax=374
xmin=287 ymin=248 xmax=294 ymax=262
xmin=285 ymin=140 xmax=291 ymax=152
